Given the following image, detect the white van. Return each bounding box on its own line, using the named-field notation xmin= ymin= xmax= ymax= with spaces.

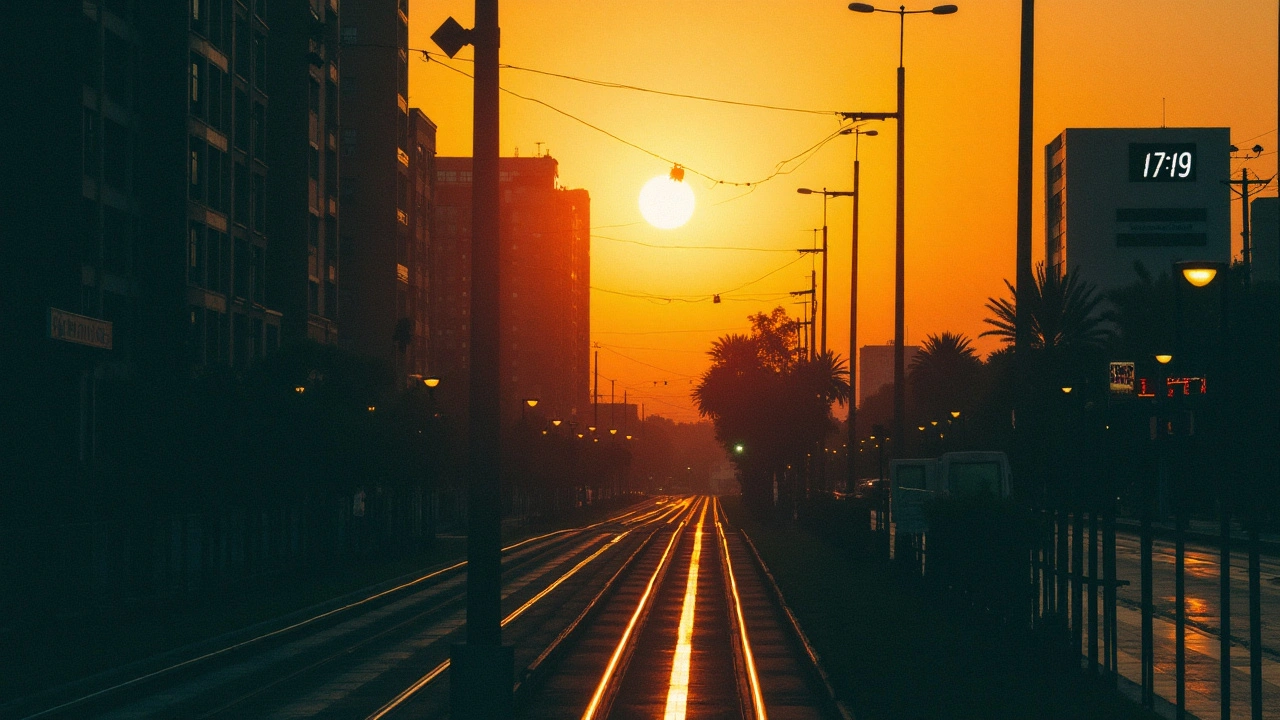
xmin=890 ymin=451 xmax=1011 ymax=533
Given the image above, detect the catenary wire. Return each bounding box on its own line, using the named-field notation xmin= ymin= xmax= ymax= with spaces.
xmin=424 ymin=55 xmax=851 ymax=188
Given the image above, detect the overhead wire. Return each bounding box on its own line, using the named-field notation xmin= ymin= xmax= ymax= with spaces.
xmin=591 ymin=234 xmax=797 ymax=252
xmin=418 ymin=50 xmax=842 ymax=117
xmin=423 ymin=54 xmax=851 ymax=189
xmin=590 ymin=253 xmax=807 ymax=304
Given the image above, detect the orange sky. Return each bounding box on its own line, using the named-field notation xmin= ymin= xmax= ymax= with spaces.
xmin=408 ymin=1 xmax=1278 ymax=423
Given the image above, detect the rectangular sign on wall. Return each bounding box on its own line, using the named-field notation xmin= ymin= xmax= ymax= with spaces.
xmin=1109 ymin=362 xmax=1135 ymax=394
xmin=48 ymin=307 xmax=112 ymax=350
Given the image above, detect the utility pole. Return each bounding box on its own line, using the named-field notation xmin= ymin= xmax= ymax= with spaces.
xmin=1014 ymin=0 xmax=1034 ymax=356
xmin=593 ymin=344 xmax=600 ymax=430
xmin=821 ymin=202 xmax=829 ymax=355
xmin=435 ymin=1 xmax=511 ymax=716
xmin=1225 ymin=164 xmax=1273 ymax=284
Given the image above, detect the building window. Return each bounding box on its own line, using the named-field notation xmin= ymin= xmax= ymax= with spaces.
xmin=82 ymin=109 xmax=100 ymax=177
xmin=341 ymin=26 xmax=357 ymax=44
xmin=190 ymin=57 xmax=202 ymax=115
xmin=234 ymin=16 xmax=249 ymax=79
xmin=252 ymin=33 xmax=265 ymax=86
xmin=234 ymin=161 xmax=249 ymax=224
xmin=341 ymin=128 xmax=356 ymax=157
xmin=234 ymin=88 xmax=248 ymax=150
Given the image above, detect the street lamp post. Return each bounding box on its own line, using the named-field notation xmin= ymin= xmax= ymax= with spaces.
xmin=847 ymin=127 xmax=877 ymax=495
xmin=1173 ymin=260 xmax=1248 ymax=719
xmin=796 ymin=188 xmax=856 ymax=355
xmin=432 ymin=2 xmax=511 ymax=715
xmin=846 ymin=2 xmax=958 ymax=449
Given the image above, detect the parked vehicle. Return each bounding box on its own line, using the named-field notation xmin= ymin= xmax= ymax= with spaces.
xmin=890 ymin=451 xmax=1011 ymax=533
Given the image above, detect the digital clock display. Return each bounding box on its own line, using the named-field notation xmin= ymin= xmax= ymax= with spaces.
xmin=1129 ymin=143 xmax=1197 ymax=182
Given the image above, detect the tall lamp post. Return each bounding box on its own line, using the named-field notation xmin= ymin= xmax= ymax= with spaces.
xmin=1174 ymin=260 xmax=1251 ymax=719
xmin=431 ymin=3 xmax=510 ymax=716
xmin=846 ymin=2 xmax=958 ymax=448
xmin=797 ymin=188 xmax=856 ymax=355
xmin=846 ymin=127 xmax=877 ymax=493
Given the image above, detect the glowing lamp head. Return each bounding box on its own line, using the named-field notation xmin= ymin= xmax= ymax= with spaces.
xmin=424 ymin=376 xmax=440 ymax=388
xmin=551 ymin=419 xmax=562 ymax=427
xmin=734 ymin=443 xmax=745 ymax=454
xmin=1181 ymin=267 xmax=1217 ymax=287
xmin=1155 ymin=354 xmax=1173 ymax=365
xmin=950 ymin=410 xmax=961 ymax=418
xmin=639 ymin=171 xmax=695 ymax=229
xmin=1061 ymin=387 xmax=1073 ymax=394
xmin=524 ymin=398 xmax=539 ymax=408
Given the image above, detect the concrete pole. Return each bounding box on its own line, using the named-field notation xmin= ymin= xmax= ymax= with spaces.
xmin=451 ymin=0 xmax=513 ymax=715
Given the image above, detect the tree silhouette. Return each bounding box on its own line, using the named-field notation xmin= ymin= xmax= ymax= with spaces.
xmin=983 ymin=264 xmax=1110 ymax=388
xmin=693 ymin=308 xmax=850 ymax=514
xmin=909 ymin=332 xmax=983 ymax=422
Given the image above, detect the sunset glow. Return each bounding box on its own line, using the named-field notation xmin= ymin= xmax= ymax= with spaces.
xmin=639 ymin=174 xmax=696 ymax=230
xmin=408 ymin=1 xmax=1277 ymax=422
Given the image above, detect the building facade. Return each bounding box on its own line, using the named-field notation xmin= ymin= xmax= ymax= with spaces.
xmin=1045 ymin=127 xmax=1231 ymax=293
xmin=858 ymin=344 xmax=919 ymax=407
xmin=1 ymin=0 xmax=281 ymax=478
xmin=1250 ymin=196 xmax=1278 ymax=286
xmin=432 ymin=155 xmax=591 ymax=426
xmin=264 ymin=0 xmax=341 ymax=345
xmin=337 ymin=0 xmax=412 ymax=378
xmin=406 ymin=110 xmax=438 ymax=381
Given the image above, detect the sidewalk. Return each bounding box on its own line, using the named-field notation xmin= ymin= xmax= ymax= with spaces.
xmin=722 ymin=497 xmax=1162 ymax=720
xmin=1113 ymin=603 xmax=1280 ymax=719
xmin=1114 ymin=518 xmax=1280 ymax=555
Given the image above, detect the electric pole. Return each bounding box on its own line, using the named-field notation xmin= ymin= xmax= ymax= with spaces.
xmin=1225 ymin=163 xmax=1273 ymax=284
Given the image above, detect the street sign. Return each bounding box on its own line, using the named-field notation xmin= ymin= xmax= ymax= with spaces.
xmin=48 ymin=307 xmax=112 ymax=350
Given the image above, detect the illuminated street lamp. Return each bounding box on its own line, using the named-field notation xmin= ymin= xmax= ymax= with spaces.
xmin=551 ymin=418 xmax=562 ymax=427
xmin=424 ymin=376 xmax=441 ymax=388
xmin=521 ymin=397 xmax=539 ymax=422
xmin=1155 ymin=354 xmax=1173 ymax=365
xmin=1061 ymin=387 xmax=1073 ymax=394
xmin=950 ymin=410 xmax=960 ymax=419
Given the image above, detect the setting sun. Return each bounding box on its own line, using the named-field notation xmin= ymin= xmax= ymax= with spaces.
xmin=638 ymin=174 xmax=695 ymax=230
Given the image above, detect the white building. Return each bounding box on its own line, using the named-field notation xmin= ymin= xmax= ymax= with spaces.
xmin=1045 ymin=128 xmax=1231 ymax=293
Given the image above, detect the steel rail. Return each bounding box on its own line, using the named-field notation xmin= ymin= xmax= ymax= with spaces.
xmin=366 ymin=497 xmax=695 ymax=720
xmin=581 ymin=497 xmax=701 ymax=720
xmin=19 ymin=500 xmax=656 ymax=720
xmin=714 ymin=498 xmax=767 ymax=720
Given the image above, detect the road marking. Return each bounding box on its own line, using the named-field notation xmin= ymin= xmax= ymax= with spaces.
xmin=663 ymin=499 xmax=709 ymax=720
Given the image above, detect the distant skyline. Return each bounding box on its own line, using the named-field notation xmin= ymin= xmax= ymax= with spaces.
xmin=409 ymin=1 xmax=1277 ymax=421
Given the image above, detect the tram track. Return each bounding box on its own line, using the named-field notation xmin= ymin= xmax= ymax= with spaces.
xmin=11 ymin=498 xmax=678 ymax=720
xmin=517 ymin=495 xmax=834 ymax=720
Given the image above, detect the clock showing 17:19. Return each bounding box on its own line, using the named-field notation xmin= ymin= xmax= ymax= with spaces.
xmin=1128 ymin=142 xmax=1197 ymax=182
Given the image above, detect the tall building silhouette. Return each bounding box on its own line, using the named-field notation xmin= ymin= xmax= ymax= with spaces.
xmin=431 ymin=155 xmax=591 ymax=426
xmin=264 ymin=0 xmax=342 ymax=345
xmin=2 ymin=0 xmax=282 ymax=478
xmin=407 ymin=110 xmax=438 ymax=381
xmin=336 ymin=0 xmax=415 ymax=380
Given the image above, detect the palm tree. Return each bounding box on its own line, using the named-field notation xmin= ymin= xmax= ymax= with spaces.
xmin=909 ymin=332 xmax=983 ymax=421
xmin=983 ymin=264 xmax=1110 ymax=354
xmin=693 ymin=310 xmax=850 ymax=514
